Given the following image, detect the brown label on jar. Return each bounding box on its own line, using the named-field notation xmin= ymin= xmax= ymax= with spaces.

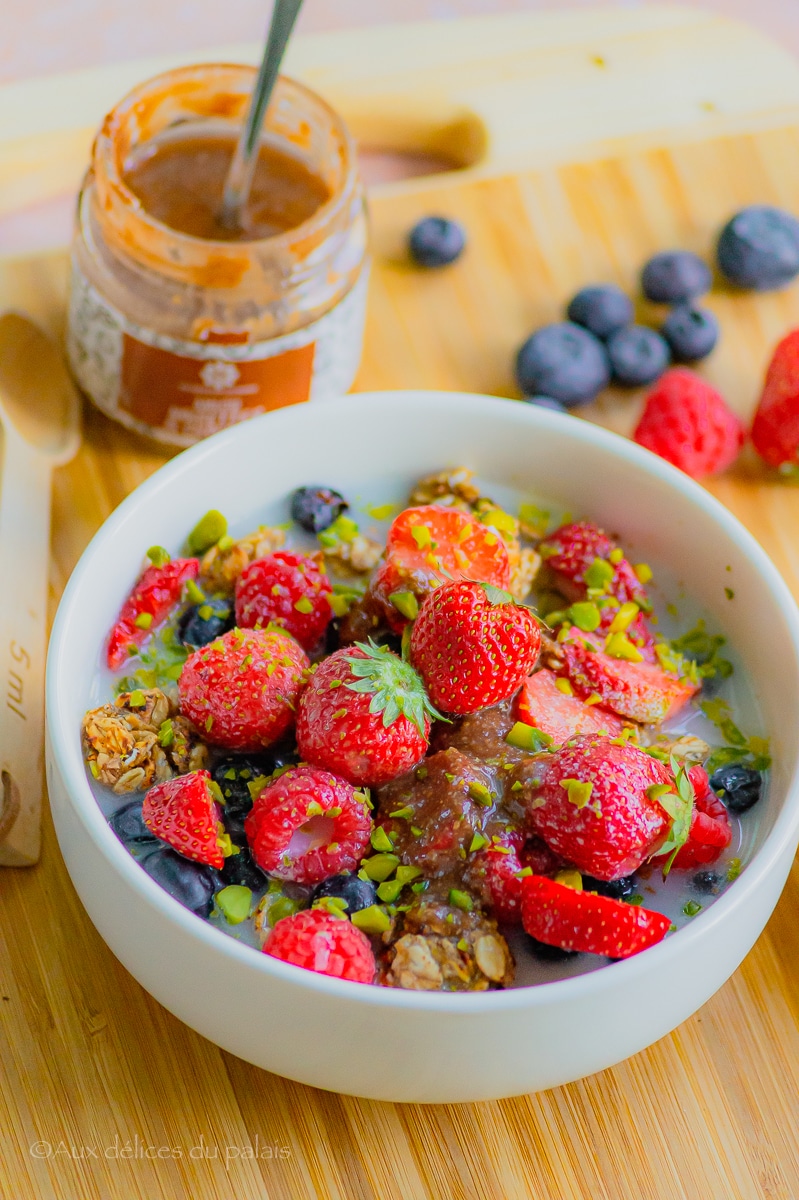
xmin=119 ymin=334 xmax=315 ymax=443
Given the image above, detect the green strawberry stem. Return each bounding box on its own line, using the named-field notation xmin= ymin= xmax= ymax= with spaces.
xmin=346 ymin=639 xmax=445 ymax=733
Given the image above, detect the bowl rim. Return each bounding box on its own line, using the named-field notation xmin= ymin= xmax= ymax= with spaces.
xmin=47 ymin=388 xmax=799 ymax=1013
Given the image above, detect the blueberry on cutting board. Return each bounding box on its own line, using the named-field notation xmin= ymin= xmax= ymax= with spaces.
xmin=566 ymin=284 xmax=633 ymax=339
xmin=516 ymin=322 xmax=611 ymax=407
xmin=717 ymin=205 xmax=799 ymax=290
xmin=606 ymin=325 xmax=670 ymax=386
xmin=661 ymin=305 xmax=719 ymax=363
xmin=641 ymin=251 xmax=712 ymax=303
xmin=408 ymin=216 xmax=466 ymax=267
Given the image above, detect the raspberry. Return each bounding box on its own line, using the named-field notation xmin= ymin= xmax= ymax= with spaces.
xmin=633 ymin=368 xmax=744 ymax=479
xmin=263 ymin=908 xmax=376 ymax=983
xmin=540 ymin=521 xmax=646 ymax=609
xmin=245 ymin=764 xmax=372 ymax=884
xmin=528 ymin=736 xmax=673 ymax=881
xmin=235 ymin=551 xmax=332 ymax=650
xmin=751 ymin=329 xmax=799 ymax=471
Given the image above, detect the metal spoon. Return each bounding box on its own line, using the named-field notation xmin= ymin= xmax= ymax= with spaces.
xmin=219 ymin=0 xmax=305 ymax=233
xmin=0 ymin=312 xmax=81 ymax=865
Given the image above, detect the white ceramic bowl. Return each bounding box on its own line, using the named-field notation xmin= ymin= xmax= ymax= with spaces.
xmin=46 ymin=391 xmax=799 ymax=1103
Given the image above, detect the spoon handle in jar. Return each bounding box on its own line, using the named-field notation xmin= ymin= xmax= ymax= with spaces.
xmin=0 ymin=425 xmax=52 ymax=864
xmin=220 ymin=0 xmax=305 ymax=231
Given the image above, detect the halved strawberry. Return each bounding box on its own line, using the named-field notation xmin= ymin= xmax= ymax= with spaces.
xmin=654 ymin=765 xmax=731 ymax=870
xmin=521 ymin=874 xmax=671 ymax=958
xmin=372 ymin=505 xmax=511 ymax=629
xmin=142 ymin=769 xmax=233 ymax=868
xmin=515 ymin=668 xmax=624 ymax=744
xmin=107 ymin=555 xmax=199 ymax=670
xmin=559 ymin=631 xmax=697 ymax=725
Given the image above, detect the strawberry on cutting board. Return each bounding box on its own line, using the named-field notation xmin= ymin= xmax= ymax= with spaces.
xmin=521 ymin=875 xmax=671 ymax=958
xmin=410 ymin=579 xmax=541 ymax=714
xmin=296 ymin=640 xmax=438 ymax=786
xmin=751 ymin=329 xmax=799 ymax=472
xmin=143 ymin=769 xmax=234 ymax=868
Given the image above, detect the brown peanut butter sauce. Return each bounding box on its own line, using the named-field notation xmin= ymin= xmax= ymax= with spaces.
xmin=123 ymin=133 xmax=331 ymax=242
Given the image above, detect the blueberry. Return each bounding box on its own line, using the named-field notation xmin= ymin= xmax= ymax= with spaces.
xmin=515 ymin=322 xmax=611 ymax=407
xmin=527 ymin=937 xmax=579 ymax=961
xmin=641 ymin=251 xmax=712 ymax=303
xmin=108 ymin=800 xmax=158 ymax=845
xmin=582 ymin=874 xmax=637 ymax=901
xmin=219 ymin=846 xmax=268 ymax=890
xmin=522 ymin=395 xmax=569 ymax=413
xmin=310 ymin=873 xmax=377 ymax=914
xmin=408 ymin=216 xmax=466 ymax=268
xmin=291 ymin=486 xmax=349 ymax=534
xmin=709 ymin=763 xmax=763 ymax=813
xmin=717 ymin=205 xmax=799 ymax=290
xmin=139 ymin=847 xmax=218 ymax=918
xmin=606 ymin=324 xmax=670 ymax=386
xmin=661 ymin=305 xmax=719 ymax=362
xmin=566 ymin=284 xmax=634 ymax=339
xmin=178 ymin=600 xmax=234 ymax=649
xmin=691 ymin=870 xmax=723 ymax=895
xmin=212 ymin=754 xmax=287 ymax=843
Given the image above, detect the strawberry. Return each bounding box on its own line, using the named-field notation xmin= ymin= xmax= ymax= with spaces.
xmin=295 ymin=641 xmax=438 ymax=787
xmin=521 ymin=875 xmax=671 ymax=958
xmin=751 ymin=329 xmax=799 ymax=472
xmin=527 ymin=735 xmax=673 ymax=880
xmin=558 ymin=629 xmax=698 ymax=725
xmin=235 ymin=550 xmax=332 ymax=650
xmin=410 ymin=579 xmax=541 ymax=714
xmin=245 ymin=764 xmax=372 ymax=884
xmin=179 ymin=627 xmax=309 ymax=752
xmin=371 ymin=504 xmax=511 ymax=630
xmin=107 ymin=554 xmax=198 ymax=669
xmin=633 ymin=368 xmax=744 ymax=479
xmin=464 ymin=829 xmax=526 ymax=924
xmin=654 ymin=764 xmax=731 ymax=870
xmin=515 ymin=668 xmax=624 ymax=744
xmin=142 ymin=769 xmax=233 ymax=868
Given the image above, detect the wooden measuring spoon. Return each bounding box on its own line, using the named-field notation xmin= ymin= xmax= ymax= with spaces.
xmin=0 ymin=312 xmax=81 ymax=865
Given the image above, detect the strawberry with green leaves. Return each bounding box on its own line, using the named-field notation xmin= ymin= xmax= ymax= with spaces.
xmin=296 ymin=641 xmax=439 ymax=787
xmin=143 ymin=769 xmax=235 ymax=869
xmin=410 ymin=579 xmax=541 ymax=714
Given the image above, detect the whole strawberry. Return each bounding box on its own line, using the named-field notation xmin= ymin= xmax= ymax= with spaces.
xmin=179 ymin=627 xmax=309 ymax=752
xmin=235 ymin=550 xmax=332 ymax=650
xmin=295 ymin=641 xmax=438 ymax=786
xmin=633 ymin=368 xmax=744 ymax=479
xmin=527 ymin=735 xmax=674 ymax=880
xmin=410 ymin=580 xmax=541 ymax=715
xmin=751 ymin=329 xmax=799 ymax=472
xmin=143 ymin=769 xmax=234 ymax=869
xmin=246 ymin=764 xmax=372 ymax=884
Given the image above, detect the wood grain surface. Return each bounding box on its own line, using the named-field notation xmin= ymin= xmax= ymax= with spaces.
xmin=3 ymin=9 xmax=799 ymax=1198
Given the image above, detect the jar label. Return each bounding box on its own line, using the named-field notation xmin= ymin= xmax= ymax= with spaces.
xmin=66 ymin=259 xmax=369 ymax=447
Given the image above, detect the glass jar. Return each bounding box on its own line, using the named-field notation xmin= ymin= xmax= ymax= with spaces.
xmin=66 ymin=64 xmax=369 ymax=447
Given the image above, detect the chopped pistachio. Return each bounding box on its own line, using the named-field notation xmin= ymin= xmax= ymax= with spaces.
xmin=377 ymin=879 xmax=404 ymax=904
xmin=555 ymin=677 xmax=574 ymax=696
xmin=370 ymin=827 xmax=394 ymax=853
xmin=360 ymin=853 xmax=399 ymax=882
xmin=395 ymin=865 xmax=422 ymax=885
xmin=134 ymin=612 xmax=153 ymax=631
xmin=208 ymin=779 xmax=225 ymax=805
xmin=157 ymin=719 xmax=174 ymax=747
xmin=683 ymin=899 xmax=702 ymax=918
xmin=186 ymin=579 xmax=206 ymax=605
xmin=726 ymin=857 xmax=742 ymax=882
xmin=469 ymin=832 xmax=489 ymax=853
xmin=634 ymin=562 xmax=653 ymax=584
xmin=388 ymin=806 xmax=414 ymax=820
xmin=585 ymin=557 xmax=615 ymax=591
xmin=410 ymin=825 xmax=424 ymax=837
xmin=505 ymin=722 xmax=552 ymax=752
xmin=554 ymin=869 xmax=583 ymax=891
xmin=294 ymin=596 xmax=314 ymax=614
xmin=187 ymin=510 xmax=228 ymax=554
xmin=146 ymin=546 xmax=171 ymax=567
xmin=216 ymin=885 xmax=252 ymax=925
xmin=559 ymin=778 xmax=594 ymax=809
xmin=569 ymin=602 xmax=601 ymax=633
xmin=351 ymin=905 xmax=391 ymax=935
xmin=468 ymin=781 xmax=493 ymax=807
xmin=267 ymin=896 xmax=303 ymax=927
xmin=389 ymin=591 xmax=419 ymax=620
xmin=480 ymin=508 xmax=517 ymax=535
xmin=608 ymin=602 xmax=640 ymax=634
xmin=127 ymin=689 xmax=146 ymax=708
xmin=306 ymin=800 xmax=325 ymax=817
xmin=409 ymin=524 xmax=432 ymax=550
xmin=604 ymin=632 xmax=644 ymax=663
xmin=448 ymin=888 xmax=473 ymax=912
xmin=608 ymin=548 xmax=624 ymax=565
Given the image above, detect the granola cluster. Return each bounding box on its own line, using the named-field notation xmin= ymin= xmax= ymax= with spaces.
xmin=81 ymin=688 xmax=208 ymax=794
xmin=199 ymin=527 xmax=286 ymax=593
xmin=381 ymin=902 xmax=514 ymax=991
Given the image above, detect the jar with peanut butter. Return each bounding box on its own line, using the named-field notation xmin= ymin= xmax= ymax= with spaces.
xmin=67 ymin=64 xmax=369 ymax=446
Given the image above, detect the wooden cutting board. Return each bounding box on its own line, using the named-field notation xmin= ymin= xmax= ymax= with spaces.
xmin=3 ymin=8 xmax=799 ymax=1198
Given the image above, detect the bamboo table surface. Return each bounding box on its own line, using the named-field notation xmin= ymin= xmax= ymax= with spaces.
xmin=3 ymin=8 xmax=799 ymax=1198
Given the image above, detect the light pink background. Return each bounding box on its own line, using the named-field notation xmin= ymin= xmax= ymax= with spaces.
xmin=3 ymin=0 xmax=799 ymax=85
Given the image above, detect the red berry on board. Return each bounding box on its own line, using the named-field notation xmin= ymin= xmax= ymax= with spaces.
xmin=245 ymin=764 xmax=372 ymax=884
xmin=410 ymin=579 xmax=541 ymax=715
xmin=142 ymin=769 xmax=232 ymax=869
xmin=633 ymin=368 xmax=744 ymax=479
xmin=179 ymin=627 xmax=309 ymax=753
xmin=527 ymin=735 xmax=673 ymax=881
xmin=751 ymin=329 xmax=799 ymax=473
xmin=263 ymin=908 xmax=376 ymax=983
xmin=521 ymin=874 xmax=671 ymax=958
xmin=235 ymin=550 xmax=332 ymax=650
xmin=296 ymin=642 xmax=436 ymax=787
